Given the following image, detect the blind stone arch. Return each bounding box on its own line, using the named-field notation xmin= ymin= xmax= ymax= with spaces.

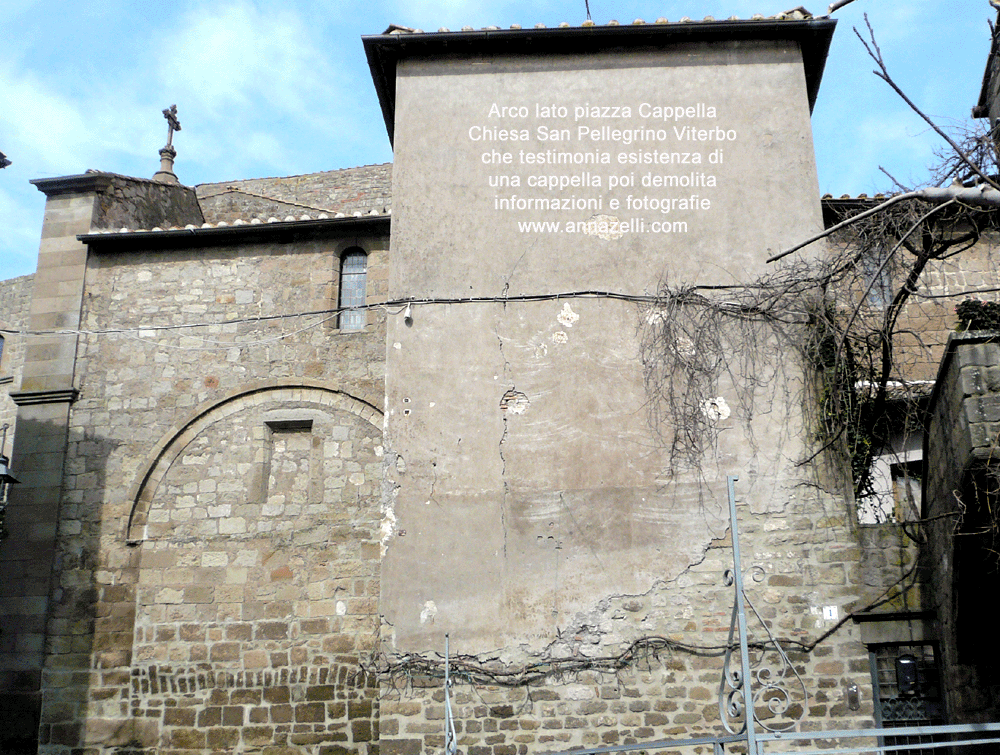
xmin=124 ymin=382 xmax=382 ymax=543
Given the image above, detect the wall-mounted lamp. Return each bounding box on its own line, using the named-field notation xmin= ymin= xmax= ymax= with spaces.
xmin=846 ymin=682 xmax=861 ymax=711
xmin=896 ymin=654 xmax=919 ymax=696
xmin=0 ymin=455 xmax=18 ymax=488
xmin=403 ymin=304 xmax=413 ymax=327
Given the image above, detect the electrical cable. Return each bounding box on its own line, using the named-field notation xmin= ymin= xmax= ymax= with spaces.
xmin=0 ymin=289 xmax=711 ymax=340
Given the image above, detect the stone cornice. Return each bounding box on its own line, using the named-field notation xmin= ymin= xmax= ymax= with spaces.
xmin=30 ymin=173 xmax=114 ymax=197
xmin=9 ymin=388 xmax=79 ymax=406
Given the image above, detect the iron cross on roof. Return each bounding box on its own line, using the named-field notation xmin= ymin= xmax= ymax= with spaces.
xmin=162 ymin=105 xmax=181 ymax=148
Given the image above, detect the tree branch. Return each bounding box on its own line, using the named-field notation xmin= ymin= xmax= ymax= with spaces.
xmin=855 ymin=15 xmax=1000 ymax=192
xmin=768 ymin=185 xmax=1000 ymax=263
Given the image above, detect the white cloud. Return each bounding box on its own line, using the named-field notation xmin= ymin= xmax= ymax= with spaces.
xmin=152 ymin=0 xmax=382 ymax=179
xmin=0 ymin=68 xmax=93 ymax=173
xmin=159 ymin=2 xmax=334 ymax=117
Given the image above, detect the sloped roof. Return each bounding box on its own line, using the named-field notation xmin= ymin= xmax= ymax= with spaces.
xmin=197 ymin=163 xmax=392 ymax=224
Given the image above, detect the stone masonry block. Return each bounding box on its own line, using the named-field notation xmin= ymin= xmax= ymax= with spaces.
xmin=223 ymin=706 xmax=244 ymax=725
xmin=382 ymin=739 xmax=423 ymax=755
xmin=986 ymin=365 xmax=1000 ymax=392
xmin=958 ymin=341 xmax=1000 ymax=368
xmin=295 ymin=702 xmax=325 ymax=722
xmin=197 ymin=707 xmax=222 ymax=727
xmin=210 ymin=643 xmax=240 ymax=662
xmin=168 ymin=728 xmax=206 ymax=749
xmin=257 ymin=621 xmax=289 ymax=640
xmin=981 ymin=394 xmax=1000 ymax=422
xmin=207 ymin=727 xmax=241 ymax=749
xmin=163 ymin=707 xmax=196 ymax=726
xmin=966 ymin=397 xmax=986 ymax=423
xmin=970 ymin=422 xmax=992 ymax=449
xmin=961 ymin=366 xmax=985 ymax=395
xmin=243 ymin=725 xmax=275 ymax=746
xmin=263 ymin=686 xmax=290 ymax=704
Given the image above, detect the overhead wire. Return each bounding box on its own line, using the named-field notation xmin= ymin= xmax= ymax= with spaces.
xmin=0 ymin=288 xmax=748 ymax=341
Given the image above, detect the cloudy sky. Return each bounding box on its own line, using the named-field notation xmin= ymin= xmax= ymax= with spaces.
xmin=0 ymin=0 xmax=993 ymax=279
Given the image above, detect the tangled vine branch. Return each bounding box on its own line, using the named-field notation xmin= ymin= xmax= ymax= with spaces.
xmin=640 ymin=191 xmax=999 ymax=518
xmin=363 ymin=559 xmax=926 ymax=690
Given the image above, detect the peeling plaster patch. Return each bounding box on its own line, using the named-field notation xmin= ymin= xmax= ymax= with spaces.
xmin=551 ymin=331 xmax=568 ymax=344
xmin=582 ymin=214 xmax=625 ymax=240
xmin=500 ymin=389 xmax=530 ymax=415
xmin=675 ymin=335 xmax=696 ymax=357
xmin=700 ymin=396 xmax=731 ymax=421
xmin=395 ymin=455 xmax=406 ymax=473
xmin=420 ymin=600 xmax=437 ymax=624
xmin=375 ymin=445 xmax=384 ymax=458
xmin=393 ymin=342 xmax=401 ymax=349
xmin=557 ymin=302 xmax=580 ymax=328
xmin=336 ymin=600 xmax=347 ymax=615
xmin=646 ymin=306 xmax=668 ymax=326
xmin=379 ymin=505 xmax=397 ymax=557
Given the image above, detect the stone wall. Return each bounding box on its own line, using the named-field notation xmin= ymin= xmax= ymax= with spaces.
xmin=23 ymin=217 xmax=933 ymax=754
xmin=376 ymin=488 xmax=920 ymax=755
xmin=0 ymin=273 xmax=34 ymax=448
xmin=923 ymin=332 xmax=1000 ymax=724
xmin=36 ymin=231 xmax=389 ymax=754
xmin=896 ymin=236 xmax=1000 ymax=382
xmin=94 ymin=174 xmax=204 ymax=231
xmin=197 ymin=164 xmax=392 ymax=225
xmin=0 ymin=272 xmax=34 ymax=750
xmin=2 ymin=173 xmax=215 ymax=755
xmin=925 ymin=335 xmax=1000 ymax=512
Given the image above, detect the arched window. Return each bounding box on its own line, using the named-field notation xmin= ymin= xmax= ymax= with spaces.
xmin=338 ymin=248 xmax=368 ymax=331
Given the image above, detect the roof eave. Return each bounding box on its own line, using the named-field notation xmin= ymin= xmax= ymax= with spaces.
xmin=974 ymin=19 xmax=1000 ymax=118
xmin=363 ymin=18 xmax=837 ymax=146
xmin=78 ymin=214 xmax=391 ymax=252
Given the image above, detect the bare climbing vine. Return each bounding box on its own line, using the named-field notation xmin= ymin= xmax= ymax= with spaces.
xmin=640 ymin=16 xmax=1000 ymax=522
xmin=638 ymin=270 xmax=818 ymax=475
xmin=639 ymin=188 xmax=999 ymax=519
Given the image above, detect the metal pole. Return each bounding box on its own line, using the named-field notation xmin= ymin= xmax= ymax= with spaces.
xmin=727 ymin=475 xmax=758 ymax=755
xmin=445 ymin=634 xmax=457 ymax=755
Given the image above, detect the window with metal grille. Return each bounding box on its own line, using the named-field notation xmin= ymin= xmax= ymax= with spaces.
xmin=338 ymin=249 xmax=367 ymax=331
xmin=861 ymin=247 xmax=893 ymax=308
xmin=869 ymin=642 xmax=945 ymax=754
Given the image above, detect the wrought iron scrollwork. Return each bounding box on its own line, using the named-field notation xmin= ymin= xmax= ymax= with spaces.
xmin=717 ymin=564 xmax=807 ymax=734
